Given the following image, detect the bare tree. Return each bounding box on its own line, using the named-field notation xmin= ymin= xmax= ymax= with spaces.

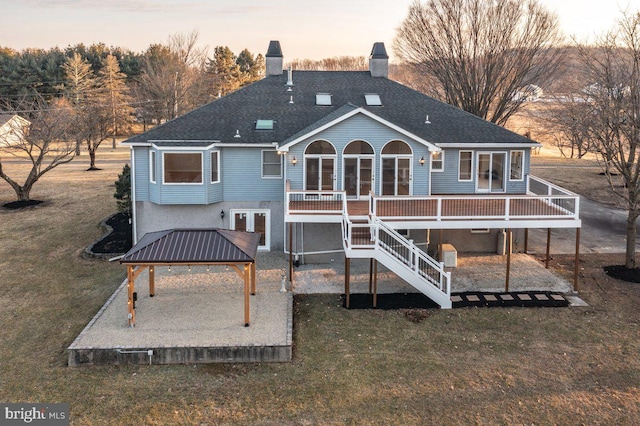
xmin=394 ymin=0 xmax=564 ymax=125
xmin=137 ymin=31 xmax=208 ymax=122
xmin=536 ymin=93 xmax=594 ymax=158
xmin=576 ymin=12 xmax=640 ymax=269
xmin=287 ymin=56 xmax=367 ymax=71
xmin=0 ymin=97 xmax=75 ymax=202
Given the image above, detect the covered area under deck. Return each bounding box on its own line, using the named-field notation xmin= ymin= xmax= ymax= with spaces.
xmin=284 ymin=176 xmax=582 ymax=302
xmin=120 ymin=228 xmax=262 ymax=327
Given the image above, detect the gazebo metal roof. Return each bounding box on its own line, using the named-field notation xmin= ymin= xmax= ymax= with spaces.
xmin=120 ymin=228 xmax=261 ymax=265
xmin=119 ymin=228 xmax=262 ymax=328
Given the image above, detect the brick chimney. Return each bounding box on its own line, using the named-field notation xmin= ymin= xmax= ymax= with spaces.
xmin=369 ymin=42 xmax=388 ymax=78
xmin=266 ymin=40 xmax=284 ymax=76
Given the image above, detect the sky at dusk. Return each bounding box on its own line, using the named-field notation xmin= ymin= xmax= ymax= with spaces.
xmin=1 ymin=0 xmax=639 ymax=61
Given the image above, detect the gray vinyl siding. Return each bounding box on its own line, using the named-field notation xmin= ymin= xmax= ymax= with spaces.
xmin=431 ymin=150 xmax=474 ymax=194
xmin=221 ymin=147 xmax=283 ymax=202
xmin=133 ymin=146 xmax=149 ymax=201
xmin=286 ymin=113 xmax=432 ymax=195
xmin=431 ymin=148 xmax=531 ymax=194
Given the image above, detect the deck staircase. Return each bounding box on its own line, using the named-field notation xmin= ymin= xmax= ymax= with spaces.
xmin=341 ymin=215 xmax=452 ymax=309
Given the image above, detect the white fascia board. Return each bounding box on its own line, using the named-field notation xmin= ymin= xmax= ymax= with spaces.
xmin=124 ymin=142 xmax=152 ymax=147
xmin=437 ymin=142 xmax=542 ymax=148
xmin=278 ymin=107 xmax=440 ymax=152
xmin=214 ymin=142 xmax=279 ymax=148
xmin=151 ymin=142 xmax=217 ymax=150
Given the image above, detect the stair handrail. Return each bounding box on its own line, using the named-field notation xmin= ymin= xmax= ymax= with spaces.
xmin=342 ymin=214 xmax=450 ymax=296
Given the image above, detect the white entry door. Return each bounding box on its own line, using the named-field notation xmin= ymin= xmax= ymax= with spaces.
xmin=230 ymin=209 xmax=270 ymax=251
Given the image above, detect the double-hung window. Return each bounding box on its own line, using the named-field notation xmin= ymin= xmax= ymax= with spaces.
xmin=432 ymin=151 xmax=444 ymax=172
xmin=510 ymin=150 xmax=524 ymax=181
xmin=458 ymin=151 xmax=473 ymax=181
xmin=211 ymin=151 xmax=220 ymax=183
xmin=149 ymin=151 xmax=156 ymax=183
xmin=262 ymin=150 xmax=282 ymax=178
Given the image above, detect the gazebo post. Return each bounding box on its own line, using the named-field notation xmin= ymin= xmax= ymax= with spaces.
xmin=244 ymin=263 xmax=250 ymax=327
xmin=127 ymin=266 xmax=136 ymax=327
xmin=149 ymin=265 xmax=155 ymax=297
xmin=251 ymin=261 xmax=256 ymax=295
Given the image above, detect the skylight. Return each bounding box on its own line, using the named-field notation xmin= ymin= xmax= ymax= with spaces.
xmin=364 ymin=94 xmax=382 ymax=106
xmin=315 ymin=93 xmax=332 ymax=106
xmin=255 ymin=119 xmax=274 ymax=130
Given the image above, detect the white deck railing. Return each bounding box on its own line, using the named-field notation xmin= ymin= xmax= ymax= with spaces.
xmin=286 ymin=176 xmax=579 ymax=222
xmin=341 ymin=216 xmax=451 ymax=306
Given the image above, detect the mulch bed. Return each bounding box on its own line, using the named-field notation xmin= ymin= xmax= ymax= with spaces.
xmin=604 ymin=265 xmax=640 ymax=283
xmin=342 ymin=291 xmax=569 ymax=310
xmin=89 ymin=211 xmax=132 ymax=255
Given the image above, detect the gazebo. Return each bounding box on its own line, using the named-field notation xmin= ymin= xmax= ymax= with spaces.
xmin=120 ymin=228 xmax=262 ymax=327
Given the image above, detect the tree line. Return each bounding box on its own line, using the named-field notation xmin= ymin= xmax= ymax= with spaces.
xmin=0 ymin=31 xmax=264 ymax=204
xmin=0 ymin=31 xmax=264 ymax=129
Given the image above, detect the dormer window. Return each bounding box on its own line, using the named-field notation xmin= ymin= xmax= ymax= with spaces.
xmin=315 ymin=93 xmax=332 ymax=106
xmin=365 ymin=94 xmax=382 ymax=106
xmin=255 ymin=119 xmax=274 ymax=130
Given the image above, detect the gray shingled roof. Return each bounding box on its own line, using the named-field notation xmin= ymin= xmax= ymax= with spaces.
xmin=124 ymin=71 xmax=534 ymax=146
xmin=120 ymin=229 xmax=261 ymax=264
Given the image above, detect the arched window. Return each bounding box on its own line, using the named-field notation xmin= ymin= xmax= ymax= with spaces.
xmin=381 ymin=140 xmax=412 ymax=195
xmin=304 ymin=140 xmax=336 ymax=191
xmin=343 ymin=140 xmax=374 ymax=198
xmin=382 ymin=140 xmax=412 ymax=155
xmin=344 ymin=140 xmax=374 ymax=155
xmin=305 ymin=140 xmax=336 ymax=155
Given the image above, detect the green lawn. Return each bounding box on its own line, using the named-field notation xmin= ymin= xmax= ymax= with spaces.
xmin=1 ymin=148 xmax=639 ymax=424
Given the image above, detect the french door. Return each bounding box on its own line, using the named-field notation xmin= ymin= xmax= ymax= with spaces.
xmin=476 ymin=152 xmax=506 ymax=193
xmin=344 ymin=157 xmax=373 ymax=199
xmin=305 ymin=157 xmax=335 ymax=191
xmin=381 ymin=157 xmax=411 ymax=195
xmin=231 ymin=210 xmax=270 ymax=250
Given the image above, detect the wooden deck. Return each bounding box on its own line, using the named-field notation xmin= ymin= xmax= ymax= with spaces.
xmin=285 ymin=176 xmax=580 ymax=228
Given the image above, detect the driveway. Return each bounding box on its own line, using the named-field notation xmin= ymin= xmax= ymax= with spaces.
xmin=527 ymin=196 xmax=634 ymax=255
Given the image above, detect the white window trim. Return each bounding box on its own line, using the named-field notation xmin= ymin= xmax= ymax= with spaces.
xmin=303 ymin=140 xmax=338 ymax=191
xmin=431 ymin=151 xmax=444 ymax=172
xmin=458 ymin=150 xmax=474 ymax=182
xmin=230 ymin=209 xmax=271 ymax=251
xmin=509 ymin=150 xmax=525 ymax=182
xmin=149 ymin=150 xmax=156 ymax=183
xmin=261 ymin=149 xmax=282 ymax=179
xmin=211 ymin=151 xmax=220 ymax=184
xmin=380 ymin=140 xmax=414 ymax=196
xmin=162 ymin=151 xmax=204 ymax=185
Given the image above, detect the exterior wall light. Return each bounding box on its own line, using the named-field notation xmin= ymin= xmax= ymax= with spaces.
xmin=291 ymin=156 xmax=298 ymax=166
xmin=419 ymin=156 xmax=425 ymax=166
xmin=220 ymin=210 xmax=225 ymax=220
